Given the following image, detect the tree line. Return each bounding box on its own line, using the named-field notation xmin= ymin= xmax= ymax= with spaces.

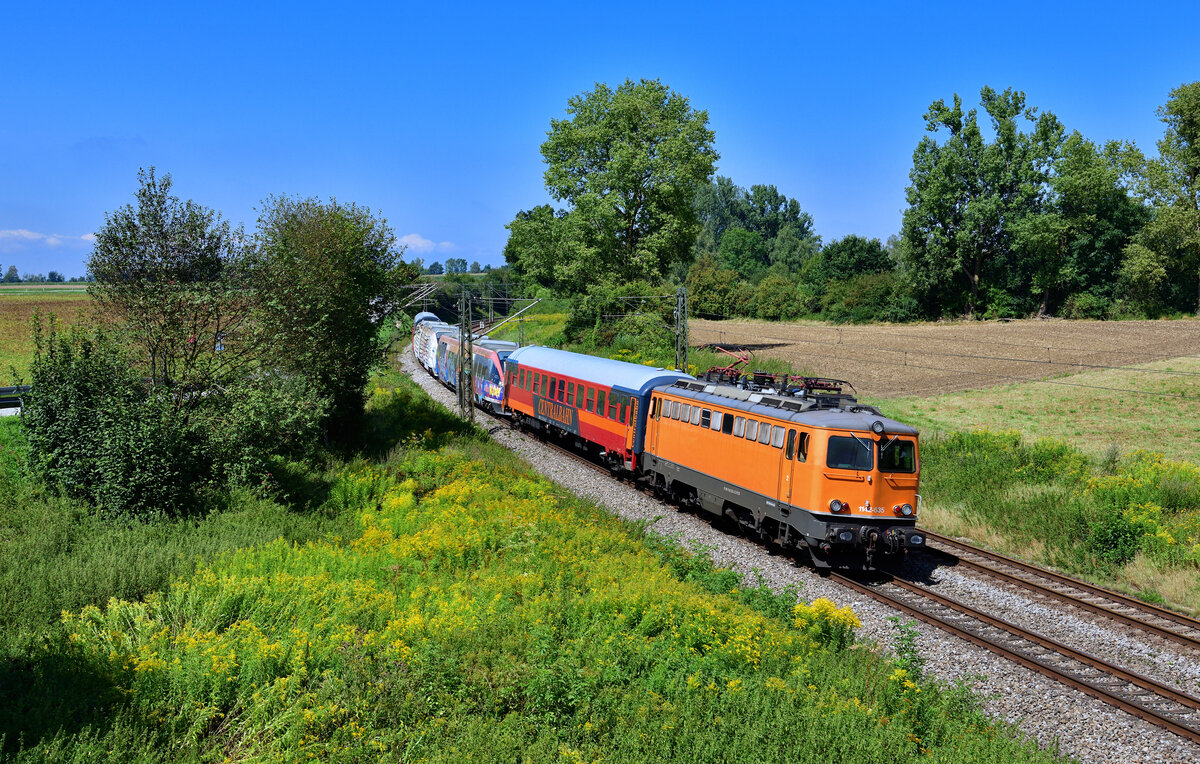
xmin=23 ymin=168 xmax=418 ymax=518
xmin=502 ymin=79 xmax=1200 ymax=334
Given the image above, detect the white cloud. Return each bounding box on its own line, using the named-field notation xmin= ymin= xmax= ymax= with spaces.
xmin=0 ymin=229 xmax=95 ymax=253
xmin=398 ymin=233 xmax=454 ymax=253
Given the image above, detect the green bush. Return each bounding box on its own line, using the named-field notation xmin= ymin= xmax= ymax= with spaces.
xmin=821 ymin=272 xmax=917 ymax=324
xmin=753 ymin=273 xmax=803 ymax=320
xmin=1060 ymin=292 xmax=1111 ymax=320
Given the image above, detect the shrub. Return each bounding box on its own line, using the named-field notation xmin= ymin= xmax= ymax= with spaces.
xmin=1060 ymin=292 xmax=1110 ymax=320
xmin=821 ymin=272 xmax=917 ymax=324
xmin=753 ymin=273 xmax=803 ymax=320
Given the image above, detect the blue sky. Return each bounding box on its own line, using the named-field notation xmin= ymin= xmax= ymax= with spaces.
xmin=3 ymin=1 xmax=1198 ymax=278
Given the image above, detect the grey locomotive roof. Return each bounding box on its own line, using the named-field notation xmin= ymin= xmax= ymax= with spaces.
xmin=507 ymin=346 xmax=693 ymax=395
xmin=660 ymin=382 xmax=918 ymax=435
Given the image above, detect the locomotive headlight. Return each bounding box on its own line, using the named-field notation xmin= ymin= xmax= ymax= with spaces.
xmin=829 ymin=499 xmax=845 ymax=513
xmin=897 ymin=503 xmax=914 ymax=517
xmin=838 ymin=530 xmax=856 ymax=543
xmin=909 ymin=534 xmax=925 ymax=546
xmin=871 ymin=420 xmax=885 ymax=434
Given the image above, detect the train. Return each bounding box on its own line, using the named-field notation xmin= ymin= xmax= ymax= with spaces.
xmin=411 ymin=313 xmax=924 ymax=569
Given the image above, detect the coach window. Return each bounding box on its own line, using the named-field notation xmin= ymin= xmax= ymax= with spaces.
xmin=596 ymin=389 xmax=606 ymax=417
xmin=721 ymin=412 xmax=734 ymax=434
xmin=709 ymin=411 xmax=721 ymax=430
xmin=567 ymin=382 xmax=575 ymax=406
xmin=605 ymin=391 xmax=616 ymax=419
xmin=690 ymin=406 xmax=702 ymax=426
xmin=733 ymin=416 xmax=745 ymax=437
xmin=771 ymin=425 xmax=785 ymax=448
xmin=532 ymin=374 xmax=540 ymax=395
xmin=587 ymin=387 xmax=595 ymax=413
xmin=555 ymin=379 xmax=564 ymax=401
xmin=745 ymin=419 xmax=758 ymax=441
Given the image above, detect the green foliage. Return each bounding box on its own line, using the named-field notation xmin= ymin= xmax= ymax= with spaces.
xmin=753 ymin=273 xmax=802 ymax=320
xmin=86 ymin=167 xmax=253 ymax=392
xmin=803 ymin=235 xmax=894 ymax=291
xmin=506 ymin=79 xmax=718 ymax=293
xmin=685 ymin=254 xmax=742 ymax=318
xmin=252 ymin=195 xmax=416 ymax=439
xmin=820 ymin=271 xmax=917 ymax=324
xmin=693 ymin=177 xmax=820 ymax=276
xmin=717 ymin=227 xmax=769 ymax=282
xmin=901 ymin=87 xmax=1065 ymax=317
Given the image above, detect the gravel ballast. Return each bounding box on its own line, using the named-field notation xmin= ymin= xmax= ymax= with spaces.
xmin=398 ymin=351 xmax=1200 ymax=763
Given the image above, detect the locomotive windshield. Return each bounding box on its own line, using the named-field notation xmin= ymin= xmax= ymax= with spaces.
xmin=878 ymin=438 xmax=916 ymax=473
xmin=826 ymin=435 xmax=873 ymax=471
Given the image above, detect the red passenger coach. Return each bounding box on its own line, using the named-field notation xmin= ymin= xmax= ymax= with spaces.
xmin=504 ymin=347 xmax=692 ymax=470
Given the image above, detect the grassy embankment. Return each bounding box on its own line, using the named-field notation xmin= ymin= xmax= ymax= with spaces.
xmin=869 ymin=359 xmax=1200 ymax=612
xmin=0 ymin=369 xmax=1055 ymax=761
xmin=493 ymin=306 xmax=1200 ymax=612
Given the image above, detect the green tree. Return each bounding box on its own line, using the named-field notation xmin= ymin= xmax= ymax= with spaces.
xmin=717 ymin=227 xmax=770 ymax=281
xmin=804 ymin=235 xmax=894 ymax=290
xmin=1137 ymin=82 xmax=1200 ymax=312
xmin=3 ymin=265 xmax=19 ymax=283
xmin=252 ymin=196 xmax=416 ymax=439
xmin=685 ymin=254 xmax=742 ymax=318
xmin=87 ymin=168 xmax=251 ymax=395
xmin=693 ymin=176 xmax=820 ymax=272
xmin=426 ymin=261 xmax=444 ymax=275
xmin=508 ymin=79 xmax=717 ymax=292
xmin=445 ymin=257 xmax=468 ymax=274
xmin=469 ymin=261 xmax=481 ymax=273
xmin=47 ymin=270 xmax=64 ymax=283
xmin=900 ymin=87 xmax=1064 ymax=316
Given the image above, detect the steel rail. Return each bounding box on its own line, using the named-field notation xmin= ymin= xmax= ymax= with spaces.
xmin=832 ymin=572 xmax=1200 ymax=745
xmin=920 ymin=531 xmax=1200 ymax=648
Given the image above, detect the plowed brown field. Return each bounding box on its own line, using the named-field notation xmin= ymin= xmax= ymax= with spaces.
xmin=690 ymin=317 xmax=1200 ymax=399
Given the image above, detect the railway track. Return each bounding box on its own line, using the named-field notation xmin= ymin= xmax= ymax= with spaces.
xmin=918 ymin=531 xmax=1200 ymax=650
xmin=834 ymin=571 xmax=1200 ymax=745
xmin=421 ymin=366 xmax=1200 ymax=747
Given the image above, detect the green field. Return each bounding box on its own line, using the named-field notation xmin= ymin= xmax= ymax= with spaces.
xmin=871 ymin=356 xmax=1200 ymax=465
xmin=0 ymin=290 xmax=91 ymax=382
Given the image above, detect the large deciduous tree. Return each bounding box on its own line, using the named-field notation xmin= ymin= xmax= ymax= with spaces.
xmin=1135 ymin=82 xmax=1200 ymax=312
xmin=252 ymin=196 xmax=415 ymax=439
xmin=900 ymin=87 xmax=1064 ymax=317
xmin=87 ymin=167 xmax=252 ymax=396
xmin=506 ymin=79 xmax=717 ymax=292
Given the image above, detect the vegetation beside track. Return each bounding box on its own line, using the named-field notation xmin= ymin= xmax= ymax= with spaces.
xmin=0 ymin=373 xmax=1056 ymax=762
xmin=0 ymin=292 xmax=90 ymax=381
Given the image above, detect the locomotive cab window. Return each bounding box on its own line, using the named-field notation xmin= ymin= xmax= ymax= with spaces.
xmin=879 ymin=438 xmax=917 ymax=473
xmin=827 ymin=435 xmax=873 ymax=471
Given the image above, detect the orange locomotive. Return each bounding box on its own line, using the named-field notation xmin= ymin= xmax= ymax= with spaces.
xmin=642 ymin=378 xmax=924 ymax=569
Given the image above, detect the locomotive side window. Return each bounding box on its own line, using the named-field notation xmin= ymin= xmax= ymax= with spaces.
xmin=669 ymin=401 xmax=679 ymax=420
xmin=733 ymin=416 xmax=745 ymax=437
xmin=827 ymin=435 xmax=873 ymax=471
xmin=690 ymin=406 xmax=702 ymax=426
xmin=771 ymin=426 xmax=785 ymax=448
xmin=879 ymin=438 xmax=916 ymax=473
xmin=587 ymin=387 xmax=595 ymax=413
xmin=721 ymin=412 xmax=734 ymax=434
xmin=745 ymin=420 xmax=758 ymax=440
xmin=680 ymin=403 xmax=691 ymax=422
xmin=709 ymin=411 xmax=721 ymax=430
xmin=797 ymin=431 xmax=810 ymax=462
xmin=758 ymin=424 xmax=773 ymax=445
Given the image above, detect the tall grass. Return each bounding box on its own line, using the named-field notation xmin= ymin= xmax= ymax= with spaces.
xmin=0 ymin=376 xmax=1056 ymax=762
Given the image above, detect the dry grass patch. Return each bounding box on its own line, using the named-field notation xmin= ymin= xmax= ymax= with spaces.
xmin=917 ymin=500 xmax=1048 ymax=563
xmin=1118 ymin=553 xmax=1200 ymax=615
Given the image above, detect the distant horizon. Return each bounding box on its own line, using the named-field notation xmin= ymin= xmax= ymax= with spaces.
xmin=4 ymin=0 xmax=1198 ymax=280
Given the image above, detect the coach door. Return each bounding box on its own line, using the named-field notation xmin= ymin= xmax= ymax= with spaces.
xmin=779 ymin=427 xmax=798 ymax=505
xmin=624 ymin=396 xmax=639 ymax=453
